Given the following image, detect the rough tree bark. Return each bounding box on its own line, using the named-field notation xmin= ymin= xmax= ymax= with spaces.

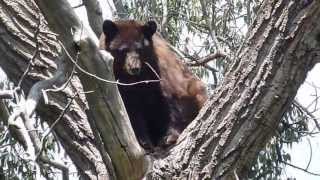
xmin=0 ymin=0 xmax=111 ymax=179
xmin=149 ymin=0 xmax=320 ymax=179
xmin=0 ymin=0 xmax=319 ymax=180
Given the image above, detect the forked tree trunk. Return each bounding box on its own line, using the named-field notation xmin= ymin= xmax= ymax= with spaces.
xmin=0 ymin=0 xmax=319 ymax=180
xmin=0 ymin=0 xmax=110 ymax=179
xmin=149 ymin=0 xmax=320 ymax=179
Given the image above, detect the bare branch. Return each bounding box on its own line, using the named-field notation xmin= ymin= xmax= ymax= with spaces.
xmin=24 ymin=56 xmax=71 ymax=117
xmin=60 ymin=41 xmax=161 ymax=86
xmin=112 ymin=0 xmax=128 ymax=18
xmin=246 ymin=0 xmax=252 ymax=26
xmin=34 ymin=0 xmax=148 ymax=178
xmin=8 ymin=110 xmax=28 ymax=150
xmin=199 ymin=0 xmax=221 ymax=51
xmin=160 ymin=0 xmax=168 ymax=35
xmin=72 ymin=3 xmax=84 ymax=9
xmin=7 ymin=88 xmax=70 ymax=180
xmin=39 ymin=156 xmax=69 ymax=180
xmin=144 ymin=62 xmax=161 ymax=80
xmin=17 ymin=13 xmax=42 ymax=88
xmin=0 ymin=90 xmax=14 ymax=99
xmin=186 ymin=52 xmax=228 ymax=66
xmin=306 ymin=138 xmax=312 ymax=170
xmin=282 ymin=161 xmax=320 ymax=176
xmin=36 ymin=93 xmax=75 ymax=160
xmin=82 ymin=0 xmax=103 ymax=36
xmin=293 ymin=100 xmax=320 ymax=131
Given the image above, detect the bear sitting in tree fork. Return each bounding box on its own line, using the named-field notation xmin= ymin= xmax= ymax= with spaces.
xmin=99 ymin=19 xmax=207 ymax=150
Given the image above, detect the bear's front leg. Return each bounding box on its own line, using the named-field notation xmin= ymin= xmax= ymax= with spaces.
xmin=163 ymin=102 xmax=184 ymax=146
xmin=129 ymin=111 xmax=154 ymax=150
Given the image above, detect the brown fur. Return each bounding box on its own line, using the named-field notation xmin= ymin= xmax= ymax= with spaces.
xmin=100 ymin=20 xmax=207 ymax=148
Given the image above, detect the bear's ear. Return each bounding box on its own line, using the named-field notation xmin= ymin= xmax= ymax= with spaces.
xmin=103 ymin=20 xmax=118 ymax=41
xmin=142 ymin=21 xmax=157 ymax=39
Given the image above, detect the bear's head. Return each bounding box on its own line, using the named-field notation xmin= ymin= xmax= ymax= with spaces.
xmin=100 ymin=20 xmax=157 ymax=76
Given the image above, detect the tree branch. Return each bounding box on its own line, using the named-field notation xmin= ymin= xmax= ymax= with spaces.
xmin=149 ymin=1 xmax=320 ymax=179
xmin=186 ymin=52 xmax=228 ymax=66
xmin=0 ymin=90 xmax=14 ymax=99
xmin=293 ymin=100 xmax=320 ymax=131
xmin=6 ymin=55 xmax=71 ymax=180
xmin=112 ymin=0 xmax=128 ymax=18
xmin=160 ymin=0 xmax=168 ymax=35
xmin=34 ymin=0 xmax=148 ymax=179
xmin=282 ymin=160 xmax=320 ymax=176
xmin=82 ymin=0 xmax=103 ymax=37
xmin=0 ymin=0 xmax=111 ymax=179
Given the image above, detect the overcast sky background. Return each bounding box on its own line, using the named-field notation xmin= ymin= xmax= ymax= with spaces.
xmin=283 ymin=63 xmax=320 ymax=180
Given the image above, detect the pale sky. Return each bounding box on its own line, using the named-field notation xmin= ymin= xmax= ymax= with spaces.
xmin=283 ymin=64 xmax=320 ymax=180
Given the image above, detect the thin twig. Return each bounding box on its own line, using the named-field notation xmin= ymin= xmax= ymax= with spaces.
xmin=144 ymin=62 xmax=161 ymax=80
xmin=306 ymin=138 xmax=312 ymax=170
xmin=282 ymin=161 xmax=320 ymax=176
xmin=72 ymin=3 xmax=84 ymax=9
xmin=160 ymin=0 xmax=168 ymax=34
xmin=293 ymin=100 xmax=320 ymax=131
xmin=18 ymin=13 xmax=42 ymax=88
xmin=186 ymin=52 xmax=228 ymax=66
xmin=39 ymin=156 xmax=69 ymax=180
xmin=59 ymin=41 xmax=162 ymax=86
xmin=234 ymin=169 xmax=240 ymax=180
xmin=36 ymin=94 xmax=76 ymax=160
xmin=44 ymin=54 xmax=78 ymax=94
xmin=0 ymin=143 xmax=15 ymax=149
xmin=0 ymin=90 xmax=14 ymax=99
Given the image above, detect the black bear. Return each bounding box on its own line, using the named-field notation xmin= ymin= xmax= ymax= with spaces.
xmin=100 ymin=20 xmax=207 ymax=149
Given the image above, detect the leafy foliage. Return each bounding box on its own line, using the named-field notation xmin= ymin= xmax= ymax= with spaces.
xmin=0 ymin=77 xmax=71 ymax=179
xmin=121 ymin=0 xmax=262 ymax=88
xmin=0 ymin=0 xmax=318 ymax=179
xmin=118 ymin=0 xmax=319 ymax=179
xmin=249 ymin=102 xmax=311 ymax=179
xmin=0 ymin=81 xmax=36 ymax=179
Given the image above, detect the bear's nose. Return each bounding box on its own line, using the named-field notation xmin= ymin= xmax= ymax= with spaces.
xmin=130 ymin=68 xmax=141 ymax=75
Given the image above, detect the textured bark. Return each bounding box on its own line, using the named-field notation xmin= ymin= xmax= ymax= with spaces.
xmin=0 ymin=0 xmax=109 ymax=179
xmin=83 ymin=0 xmax=103 ymax=36
xmin=149 ymin=0 xmax=320 ymax=179
xmin=34 ymin=0 xmax=147 ymax=180
xmin=0 ymin=0 xmax=320 ymax=180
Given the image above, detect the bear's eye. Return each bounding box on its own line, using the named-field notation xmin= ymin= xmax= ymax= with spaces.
xmin=111 ymin=46 xmax=129 ymax=54
xmin=116 ymin=44 xmax=129 ymax=51
xmin=109 ymin=48 xmax=127 ymax=57
xmin=117 ymin=48 xmax=129 ymax=53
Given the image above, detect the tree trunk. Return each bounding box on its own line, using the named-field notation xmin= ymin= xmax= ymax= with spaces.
xmin=0 ymin=0 xmax=319 ymax=180
xmin=0 ymin=0 xmax=110 ymax=179
xmin=149 ymin=0 xmax=320 ymax=179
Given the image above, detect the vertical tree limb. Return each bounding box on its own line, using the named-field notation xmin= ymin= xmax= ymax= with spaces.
xmin=83 ymin=0 xmax=103 ymax=36
xmin=0 ymin=0 xmax=109 ymax=179
xmin=34 ymin=0 xmax=148 ymax=179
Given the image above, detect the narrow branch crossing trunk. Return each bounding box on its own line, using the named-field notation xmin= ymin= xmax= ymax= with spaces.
xmin=149 ymin=1 xmax=320 ymax=179
xmin=1 ymin=0 xmax=320 ymax=180
xmin=0 ymin=0 xmax=109 ymax=179
xmin=34 ymin=0 xmax=147 ymax=179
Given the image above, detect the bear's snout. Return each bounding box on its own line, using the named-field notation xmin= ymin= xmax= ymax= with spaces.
xmin=125 ymin=51 xmax=142 ymax=75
